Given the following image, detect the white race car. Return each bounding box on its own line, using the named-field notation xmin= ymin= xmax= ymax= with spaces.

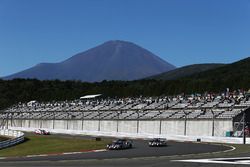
xmin=34 ymin=129 xmax=50 ymax=135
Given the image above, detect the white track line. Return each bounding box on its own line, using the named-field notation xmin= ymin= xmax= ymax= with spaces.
xmin=175 ymin=157 xmax=250 ymax=165
xmin=0 ymin=149 xmax=107 ymax=160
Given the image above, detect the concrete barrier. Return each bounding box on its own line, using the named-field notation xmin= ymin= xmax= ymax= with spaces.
xmin=0 ymin=129 xmax=24 ymax=149
xmin=5 ymin=118 xmax=244 ymax=144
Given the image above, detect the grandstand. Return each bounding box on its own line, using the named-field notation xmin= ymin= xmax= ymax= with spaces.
xmin=0 ymin=90 xmax=250 ymax=139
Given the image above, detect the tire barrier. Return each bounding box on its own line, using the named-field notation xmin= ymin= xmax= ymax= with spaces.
xmin=0 ymin=129 xmax=24 ymax=149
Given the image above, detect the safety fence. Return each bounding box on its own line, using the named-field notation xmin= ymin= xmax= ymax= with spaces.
xmin=0 ymin=129 xmax=24 ymax=149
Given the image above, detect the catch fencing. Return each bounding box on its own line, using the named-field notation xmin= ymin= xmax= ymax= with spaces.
xmin=0 ymin=129 xmax=24 ymax=149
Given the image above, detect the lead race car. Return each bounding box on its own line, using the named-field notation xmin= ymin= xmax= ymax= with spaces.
xmin=148 ymin=138 xmax=167 ymax=147
xmin=106 ymin=139 xmax=133 ymax=150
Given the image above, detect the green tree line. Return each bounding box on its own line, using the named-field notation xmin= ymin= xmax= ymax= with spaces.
xmin=0 ymin=77 xmax=249 ymax=110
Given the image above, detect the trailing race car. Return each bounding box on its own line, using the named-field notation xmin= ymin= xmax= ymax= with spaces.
xmin=106 ymin=139 xmax=133 ymax=150
xmin=34 ymin=129 xmax=50 ymax=135
xmin=148 ymin=138 xmax=167 ymax=147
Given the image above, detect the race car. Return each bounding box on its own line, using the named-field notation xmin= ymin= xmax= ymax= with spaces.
xmin=106 ymin=139 xmax=133 ymax=150
xmin=148 ymin=138 xmax=167 ymax=147
xmin=34 ymin=129 xmax=50 ymax=135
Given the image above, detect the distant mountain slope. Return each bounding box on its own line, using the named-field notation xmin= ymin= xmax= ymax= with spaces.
xmin=148 ymin=63 xmax=225 ymax=80
xmin=186 ymin=57 xmax=250 ymax=81
xmin=4 ymin=40 xmax=176 ymax=82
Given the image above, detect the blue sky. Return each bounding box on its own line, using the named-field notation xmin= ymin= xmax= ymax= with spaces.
xmin=0 ymin=0 xmax=250 ymax=77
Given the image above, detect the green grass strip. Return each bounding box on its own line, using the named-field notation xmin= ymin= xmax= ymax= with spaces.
xmin=0 ymin=134 xmax=110 ymax=157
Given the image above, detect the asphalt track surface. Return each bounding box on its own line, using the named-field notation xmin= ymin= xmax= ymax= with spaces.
xmin=0 ymin=134 xmax=236 ymax=167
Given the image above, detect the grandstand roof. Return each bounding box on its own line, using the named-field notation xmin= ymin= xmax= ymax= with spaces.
xmin=80 ymin=94 xmax=102 ymax=99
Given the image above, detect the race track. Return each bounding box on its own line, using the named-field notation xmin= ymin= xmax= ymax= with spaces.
xmin=0 ymin=134 xmax=230 ymax=162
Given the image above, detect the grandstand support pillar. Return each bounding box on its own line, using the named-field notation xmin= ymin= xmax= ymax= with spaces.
xmin=183 ymin=111 xmax=187 ymax=136
xmin=6 ymin=112 xmax=9 ymax=129
xmin=116 ymin=112 xmax=120 ymax=133
xmin=243 ymin=110 xmax=246 ymax=144
xmin=11 ymin=113 xmax=13 ymax=127
xmin=184 ymin=116 xmax=187 ymax=136
xmin=159 ymin=119 xmax=162 ymax=135
xmin=136 ymin=111 xmax=139 ymax=134
xmin=40 ymin=119 xmax=42 ymax=129
xmin=19 ymin=114 xmax=22 ymax=128
xmin=52 ymin=112 xmax=55 ymax=129
xmin=8 ymin=113 xmax=12 ymax=129
xmin=98 ymin=111 xmax=100 ymax=131
xmin=67 ymin=113 xmax=69 ymax=130
xmin=81 ymin=111 xmax=84 ymax=131
xmin=28 ymin=118 xmax=31 ymax=128
xmin=211 ymin=110 xmax=215 ymax=136
xmin=40 ymin=112 xmax=42 ymax=128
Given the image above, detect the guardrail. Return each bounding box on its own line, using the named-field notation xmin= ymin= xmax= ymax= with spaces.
xmin=0 ymin=129 xmax=25 ymax=149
